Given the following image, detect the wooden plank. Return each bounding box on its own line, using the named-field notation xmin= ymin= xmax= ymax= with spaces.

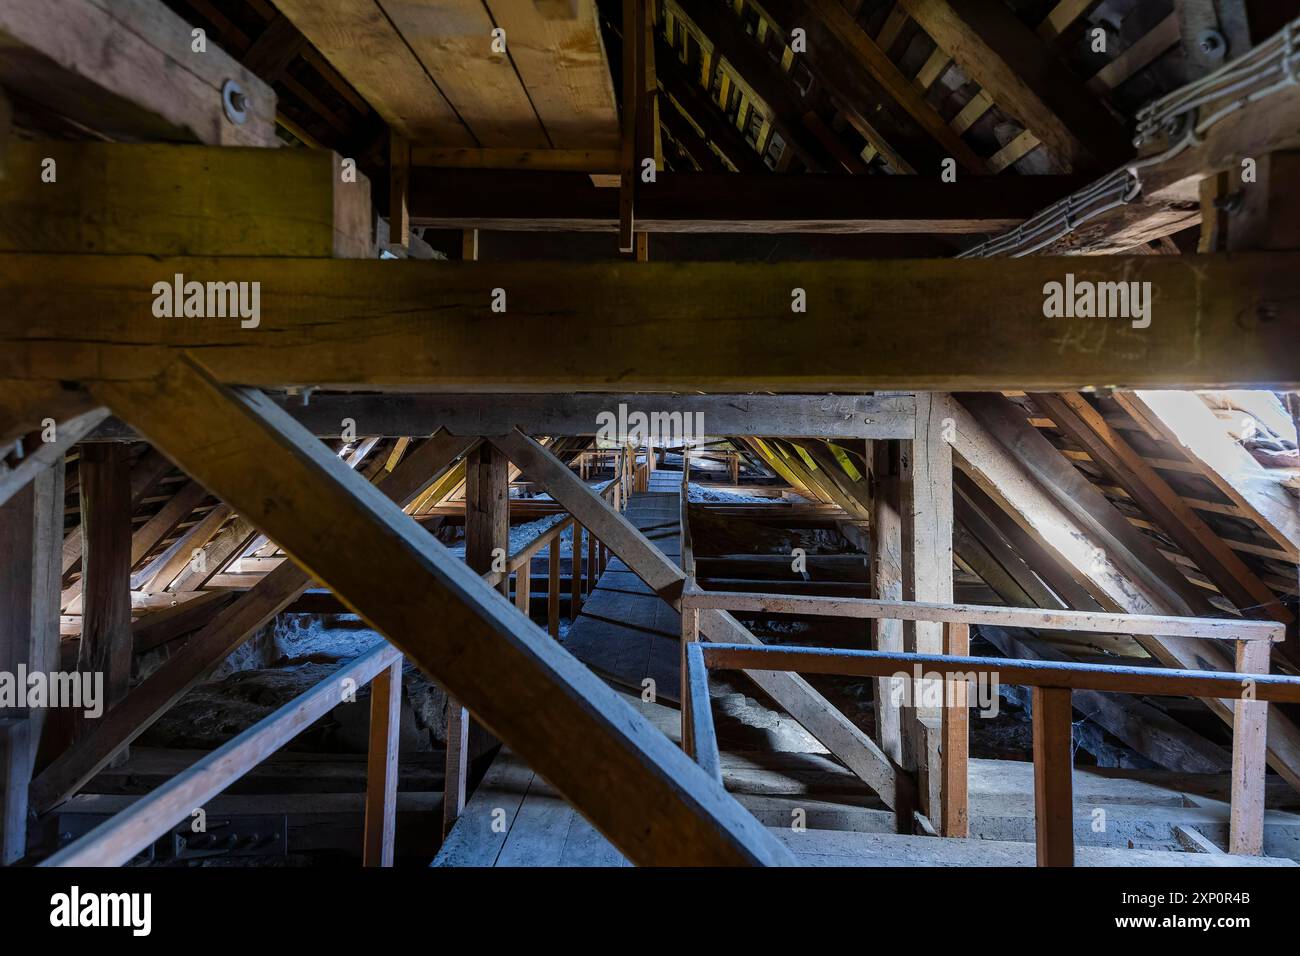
xmin=5 ymin=254 xmax=1299 ymax=395
xmin=0 ymin=143 xmax=371 ymax=258
xmin=0 ymin=464 xmax=62 ymax=863
xmin=382 ymin=0 xmax=549 ymax=148
xmin=681 ymin=588 xmax=1282 ymax=641
xmin=269 ymin=0 xmax=474 ymax=144
xmin=1230 ymin=638 xmax=1270 ymax=855
xmin=77 ymin=444 xmax=132 ymax=711
xmin=0 ymin=0 xmax=276 ymax=146
xmin=91 ymin=357 xmax=792 ymax=866
xmin=363 ymin=659 xmax=402 ymax=866
xmin=1032 ymin=686 xmax=1074 ymax=866
xmin=483 ymin=0 xmax=620 ymax=149
xmin=41 ymin=643 xmax=402 ymax=867
xmin=899 ymin=0 xmax=1130 ymax=171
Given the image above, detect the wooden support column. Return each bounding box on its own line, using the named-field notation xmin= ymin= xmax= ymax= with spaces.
xmin=0 ymin=462 xmax=62 ymax=864
xmin=1031 ymin=686 xmax=1074 ymax=867
xmin=1230 ymin=637 xmax=1271 ymax=855
xmin=681 ymin=606 xmax=699 ymax=751
xmin=77 ymin=445 xmax=132 ymax=716
xmin=902 ymin=393 xmax=953 ymax=817
xmin=571 ymin=523 xmax=584 ymax=614
xmin=619 ymin=0 xmax=642 ymax=252
xmin=515 ymin=561 xmax=532 ymax=614
xmin=450 ymin=442 xmax=510 ymax=836
xmin=870 ymin=440 xmax=905 ymax=766
xmin=940 ymin=621 xmax=969 ymax=837
xmin=548 ymin=535 xmax=562 ymax=637
xmin=363 ymin=658 xmax=402 ymax=866
xmin=390 ymin=131 xmax=410 ymax=251
xmin=587 ymin=523 xmax=598 ymax=594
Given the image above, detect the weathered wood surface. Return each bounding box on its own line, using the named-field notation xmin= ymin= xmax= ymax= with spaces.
xmin=89 ymin=358 xmax=792 ymax=866
xmin=92 ymin=393 xmax=915 ymax=441
xmin=0 ymin=0 xmax=276 ymax=146
xmin=3 ymin=254 xmax=1298 ymax=396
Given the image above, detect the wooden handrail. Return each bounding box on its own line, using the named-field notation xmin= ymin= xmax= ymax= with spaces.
xmin=697 ymin=643 xmax=1300 ymax=702
xmin=694 ymin=641 xmax=1299 ymax=865
xmin=679 ymin=585 xmax=1283 ymax=642
xmin=41 ymin=641 xmax=403 ymax=867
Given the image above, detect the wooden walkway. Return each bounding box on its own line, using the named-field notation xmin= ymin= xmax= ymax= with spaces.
xmin=561 ymin=478 xmax=685 ymax=703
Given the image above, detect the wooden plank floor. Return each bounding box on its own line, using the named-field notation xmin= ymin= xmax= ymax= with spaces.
xmin=562 ymin=485 xmax=684 ymax=702
xmin=434 ymin=688 xmax=1300 ymax=867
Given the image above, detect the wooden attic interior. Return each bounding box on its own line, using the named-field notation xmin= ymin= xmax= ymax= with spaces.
xmin=0 ymin=0 xmax=1298 ymax=870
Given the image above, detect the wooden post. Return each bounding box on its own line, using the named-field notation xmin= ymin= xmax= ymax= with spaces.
xmin=586 ymin=527 xmax=598 ymax=595
xmin=571 ymin=523 xmax=584 ymax=615
xmin=363 ymin=659 xmax=402 ymax=866
xmin=1031 ymin=686 xmax=1074 ymax=867
xmin=515 ymin=560 xmax=531 ymax=615
xmin=0 ymin=463 xmax=62 ymax=864
xmin=447 ymin=443 xmax=509 ymax=837
xmin=548 ymin=535 xmax=561 ymax=637
xmin=77 ymin=444 xmax=133 ymax=719
xmin=681 ymin=606 xmax=699 ymax=752
xmin=619 ymin=0 xmax=640 ymax=252
xmin=871 ymin=440 xmax=905 ymax=766
xmin=389 ymin=131 xmax=410 ymax=250
xmin=1230 ymin=637 xmax=1270 ymax=855
xmin=940 ymin=621 xmax=970 ymax=837
xmin=729 ymin=451 xmax=740 ymax=485
xmin=902 ymin=393 xmax=954 ymax=817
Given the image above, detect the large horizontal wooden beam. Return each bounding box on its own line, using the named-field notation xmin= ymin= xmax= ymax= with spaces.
xmin=88 ymin=393 xmax=915 ymax=441
xmin=408 ymin=168 xmax=1087 ymax=234
xmin=90 ymin=356 xmax=791 ymax=866
xmin=2 ymin=254 xmax=1296 ymax=400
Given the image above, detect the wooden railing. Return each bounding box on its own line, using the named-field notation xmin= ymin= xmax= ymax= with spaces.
xmin=42 ymin=451 xmax=649 ymax=868
xmin=42 ymin=641 xmax=404 ymax=867
xmin=679 ymin=583 xmax=1291 ymax=864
